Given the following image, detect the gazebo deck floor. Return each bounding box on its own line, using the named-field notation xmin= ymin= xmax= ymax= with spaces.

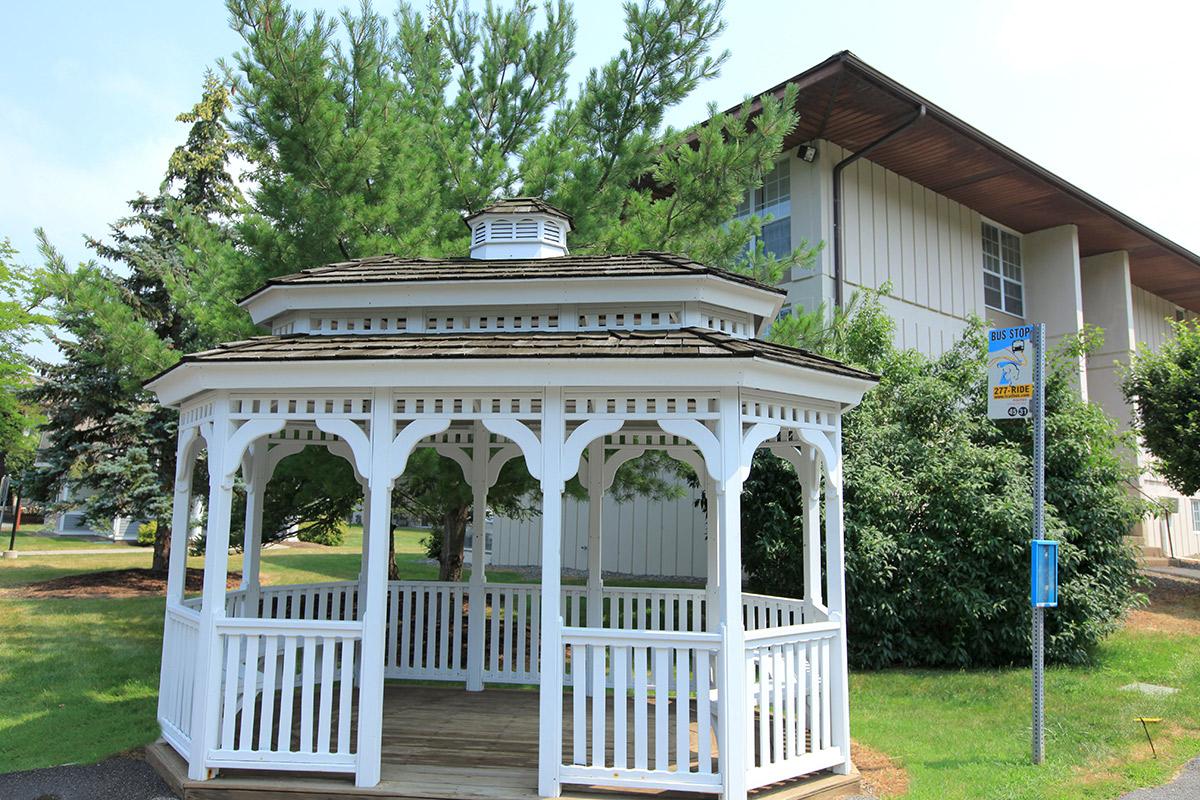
xmin=147 ymin=685 xmax=860 ymax=800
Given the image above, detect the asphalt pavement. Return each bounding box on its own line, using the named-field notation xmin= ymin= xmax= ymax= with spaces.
xmin=0 ymin=757 xmax=178 ymax=800
xmin=1117 ymin=757 xmax=1200 ymax=800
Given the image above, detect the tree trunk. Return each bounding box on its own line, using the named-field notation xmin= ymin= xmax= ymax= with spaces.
xmin=152 ymin=448 xmax=177 ymax=575
xmin=438 ymin=504 xmax=471 ymax=582
xmin=387 ymin=522 xmax=400 ymax=581
xmin=152 ymin=517 xmax=171 ymax=574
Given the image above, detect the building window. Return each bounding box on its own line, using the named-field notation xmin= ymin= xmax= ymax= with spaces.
xmin=736 ymin=159 xmax=791 ymax=258
xmin=982 ymin=222 xmax=1024 ymax=317
xmin=1192 ymin=498 xmax=1200 ymax=531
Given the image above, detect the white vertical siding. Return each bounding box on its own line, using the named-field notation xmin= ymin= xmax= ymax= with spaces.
xmin=491 ymin=482 xmax=708 ymax=579
xmin=1132 ymin=286 xmax=1180 ymax=352
xmin=821 ymin=143 xmax=982 ymax=358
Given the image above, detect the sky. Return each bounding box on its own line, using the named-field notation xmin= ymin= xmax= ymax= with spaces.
xmin=3 ymin=0 xmax=1198 ymax=287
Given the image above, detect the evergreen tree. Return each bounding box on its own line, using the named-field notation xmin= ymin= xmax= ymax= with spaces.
xmin=0 ymin=240 xmax=47 ymax=494
xmin=216 ymin=0 xmax=803 ymax=580
xmin=26 ymin=75 xmax=250 ymax=571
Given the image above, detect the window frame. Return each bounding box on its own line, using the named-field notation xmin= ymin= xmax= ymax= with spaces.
xmin=1191 ymin=498 xmax=1200 ymax=532
xmin=981 ymin=219 xmax=1025 ymax=318
xmin=735 ymin=158 xmax=792 ymax=258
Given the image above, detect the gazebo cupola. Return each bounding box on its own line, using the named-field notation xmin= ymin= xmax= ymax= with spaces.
xmin=466 ymin=197 xmax=572 ymax=260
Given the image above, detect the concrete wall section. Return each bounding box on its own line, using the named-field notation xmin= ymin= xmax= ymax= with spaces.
xmin=1023 ymin=224 xmax=1085 ymax=397
xmin=1081 ymin=251 xmax=1135 ymax=428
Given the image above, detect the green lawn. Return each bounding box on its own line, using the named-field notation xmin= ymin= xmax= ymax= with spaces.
xmin=2 ymin=531 xmax=1199 ymax=799
xmin=3 ymin=527 xmax=145 ymax=552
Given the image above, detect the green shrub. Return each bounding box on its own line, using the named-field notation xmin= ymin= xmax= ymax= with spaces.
xmin=136 ymin=519 xmax=157 ymax=547
xmin=749 ymin=294 xmax=1146 ymax=668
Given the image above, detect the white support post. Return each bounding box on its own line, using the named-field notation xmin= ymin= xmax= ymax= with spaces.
xmin=801 ymin=448 xmax=823 ymax=610
xmin=585 ymin=440 xmax=604 ymax=628
xmin=240 ymin=442 xmax=268 ymax=616
xmin=538 ymin=388 xmax=565 ymax=798
xmin=466 ymin=422 xmax=489 ymax=692
xmin=356 ymin=388 xmax=392 ymax=788
xmin=165 ymin=432 xmax=196 ymax=609
xmin=188 ymin=399 xmax=234 ymax=780
xmin=158 ymin=430 xmax=195 ymax=728
xmin=358 ymin=482 xmax=371 ymax=592
xmin=822 ymin=425 xmax=852 ymax=775
xmin=704 ymin=475 xmax=719 ymax=633
xmin=715 ymin=390 xmax=748 ymax=800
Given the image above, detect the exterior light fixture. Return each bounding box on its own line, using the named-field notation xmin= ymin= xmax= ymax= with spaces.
xmin=797 ymin=143 xmax=818 ymax=163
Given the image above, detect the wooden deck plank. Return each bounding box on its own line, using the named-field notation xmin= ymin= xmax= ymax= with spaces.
xmin=148 ymin=684 xmax=859 ymax=800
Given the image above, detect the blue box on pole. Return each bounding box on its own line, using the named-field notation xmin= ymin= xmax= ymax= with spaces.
xmin=1031 ymin=539 xmax=1058 ymax=608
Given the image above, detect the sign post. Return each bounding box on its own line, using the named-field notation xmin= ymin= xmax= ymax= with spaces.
xmin=988 ymin=323 xmax=1053 ymax=764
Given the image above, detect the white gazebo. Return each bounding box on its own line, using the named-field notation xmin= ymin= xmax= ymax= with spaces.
xmin=147 ymin=198 xmax=877 ymax=800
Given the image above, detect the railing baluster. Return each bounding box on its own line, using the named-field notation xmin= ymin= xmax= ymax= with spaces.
xmin=572 ymin=643 xmax=587 ymax=764
xmin=633 ymin=646 xmax=648 ymax=770
xmin=258 ymin=634 xmax=278 ymax=751
xmin=337 ymin=638 xmax=354 ymax=753
xmin=317 ymin=635 xmax=335 ymax=754
xmin=653 ymin=646 xmax=668 ymax=771
xmin=612 ymin=646 xmax=627 ymax=770
xmin=299 ymin=636 xmax=316 ymax=752
xmin=696 ymin=650 xmax=711 ymax=774
xmin=220 ymin=635 xmax=240 ymax=750
xmin=674 ymin=646 xmax=689 ymax=773
xmin=239 ymin=635 xmax=260 ymax=750
xmin=591 ymin=643 xmax=606 ymax=767
xmin=277 ymin=636 xmax=297 ymax=752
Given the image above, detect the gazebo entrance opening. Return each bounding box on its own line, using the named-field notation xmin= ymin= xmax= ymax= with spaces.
xmin=148 ymin=199 xmax=876 ymax=800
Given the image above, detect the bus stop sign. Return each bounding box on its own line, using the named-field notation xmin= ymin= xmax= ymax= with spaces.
xmin=988 ymin=325 xmax=1035 ymax=419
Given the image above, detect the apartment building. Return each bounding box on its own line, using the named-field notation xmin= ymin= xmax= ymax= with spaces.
xmin=490 ymin=51 xmax=1200 ymax=571
xmin=740 ymin=51 xmax=1199 ymax=557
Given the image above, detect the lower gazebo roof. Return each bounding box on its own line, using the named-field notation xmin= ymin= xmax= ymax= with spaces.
xmin=152 ymin=328 xmax=877 ymax=382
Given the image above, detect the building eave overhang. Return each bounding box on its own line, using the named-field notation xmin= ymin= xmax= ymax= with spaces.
xmin=705 ymin=50 xmax=1200 ymax=310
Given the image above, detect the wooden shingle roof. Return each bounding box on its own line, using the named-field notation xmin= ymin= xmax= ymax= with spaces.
xmin=163 ymin=328 xmax=877 ymax=382
xmin=240 ymin=251 xmax=785 ymax=303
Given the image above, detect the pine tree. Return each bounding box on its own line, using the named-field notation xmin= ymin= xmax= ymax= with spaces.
xmin=26 ymin=75 xmax=249 ymax=571
xmin=215 ymin=0 xmax=804 ymax=581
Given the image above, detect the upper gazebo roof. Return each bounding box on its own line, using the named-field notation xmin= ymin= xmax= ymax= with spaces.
xmin=240 ymin=251 xmax=783 ymax=300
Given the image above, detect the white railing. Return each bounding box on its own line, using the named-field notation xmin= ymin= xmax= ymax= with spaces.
xmin=208 ymin=617 xmax=363 ymax=773
xmin=566 ymin=586 xmax=708 ymax=632
xmin=256 ymin=581 xmax=359 ymax=621
xmin=159 ymin=605 xmax=201 ymax=752
xmin=384 ymin=581 xmax=469 ymax=681
xmin=560 ymin=626 xmax=722 ymax=794
xmin=742 ymin=592 xmax=823 ymax=630
xmin=743 ymin=620 xmax=844 ymax=789
xmin=480 ymin=583 xmax=540 ymax=683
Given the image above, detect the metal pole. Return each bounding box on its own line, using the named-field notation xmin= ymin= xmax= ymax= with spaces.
xmin=1032 ymin=322 xmax=1046 ymax=765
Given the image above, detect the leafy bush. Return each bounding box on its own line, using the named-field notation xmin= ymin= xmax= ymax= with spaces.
xmin=136 ymin=519 xmax=157 ymax=547
xmin=747 ymin=294 xmax=1146 ymax=668
xmin=1122 ymin=318 xmax=1200 ymax=496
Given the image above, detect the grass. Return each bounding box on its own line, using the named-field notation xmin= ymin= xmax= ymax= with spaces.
xmin=2 ymin=529 xmax=1199 ymax=799
xmin=3 ymin=526 xmax=145 ymax=552
xmin=850 ymin=597 xmax=1200 ymax=799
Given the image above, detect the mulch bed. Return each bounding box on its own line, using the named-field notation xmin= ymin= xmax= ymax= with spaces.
xmin=3 ymin=568 xmax=242 ymax=599
xmin=1126 ymin=572 xmax=1200 ymax=636
xmin=852 ymin=739 xmax=909 ymax=798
